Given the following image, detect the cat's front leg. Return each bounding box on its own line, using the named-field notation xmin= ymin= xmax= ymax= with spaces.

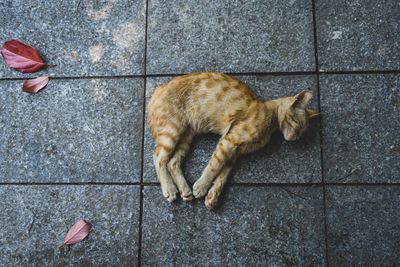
xmin=193 ymin=136 xmax=237 ymax=198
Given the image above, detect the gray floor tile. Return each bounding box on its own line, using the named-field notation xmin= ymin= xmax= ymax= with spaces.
xmin=143 ymin=75 xmax=321 ymax=183
xmin=0 ymin=0 xmax=146 ymax=78
xmin=320 ymin=74 xmax=399 ymax=183
xmin=316 ymin=0 xmax=400 ymax=71
xmin=326 ymin=186 xmax=400 ymax=265
xmin=0 ymin=78 xmax=144 ymax=182
xmin=0 ymin=185 xmax=140 ymax=266
xmin=142 ymin=185 xmax=325 ymax=266
xmin=147 ymin=0 xmax=315 ymax=74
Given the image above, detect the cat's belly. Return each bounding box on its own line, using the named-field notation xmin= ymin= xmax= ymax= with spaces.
xmin=188 ymin=116 xmax=226 ymax=134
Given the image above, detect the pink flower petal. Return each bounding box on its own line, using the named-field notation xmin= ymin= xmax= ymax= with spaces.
xmin=22 ymin=76 xmax=49 ymax=94
xmin=63 ymin=219 xmax=91 ymax=245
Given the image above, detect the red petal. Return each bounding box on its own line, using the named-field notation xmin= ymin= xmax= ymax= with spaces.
xmin=1 ymin=39 xmax=45 ymax=73
xmin=22 ymin=76 xmax=49 ymax=94
xmin=63 ymin=220 xmax=91 ymax=245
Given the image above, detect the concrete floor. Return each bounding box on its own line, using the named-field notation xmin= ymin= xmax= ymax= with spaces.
xmin=0 ymin=0 xmax=399 ymax=266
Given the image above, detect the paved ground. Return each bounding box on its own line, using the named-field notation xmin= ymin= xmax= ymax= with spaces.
xmin=0 ymin=0 xmax=399 ymax=266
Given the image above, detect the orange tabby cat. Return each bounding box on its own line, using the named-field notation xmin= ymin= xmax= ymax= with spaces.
xmin=148 ymin=72 xmax=319 ymax=209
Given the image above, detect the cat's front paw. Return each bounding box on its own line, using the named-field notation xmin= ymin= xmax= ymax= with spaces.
xmin=193 ymin=180 xmax=209 ymax=198
xmin=205 ymin=190 xmax=218 ymax=210
xmin=179 ymin=188 xmax=193 ymax=202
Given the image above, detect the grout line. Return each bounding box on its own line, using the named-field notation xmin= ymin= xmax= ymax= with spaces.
xmin=1 ymin=182 xmax=400 ymax=186
xmin=226 ymin=71 xmax=315 ymax=76
xmin=322 ymin=184 xmax=330 ymax=266
xmin=228 ymin=183 xmax=321 ymax=187
xmin=230 ymin=183 xmax=400 ymax=187
xmin=1 ymin=70 xmax=400 ymax=82
xmin=226 ymin=182 xmax=400 ymax=187
xmin=138 ymin=1 xmax=149 ymax=266
xmin=138 ymin=187 xmax=144 ymax=266
xmin=311 ymin=0 xmax=329 ymax=265
xmin=325 ymin=183 xmax=400 ymax=186
xmin=0 ymin=182 xmax=142 ymax=186
xmin=320 ymin=70 xmax=400 ymax=75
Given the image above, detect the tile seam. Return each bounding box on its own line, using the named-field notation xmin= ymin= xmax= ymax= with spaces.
xmin=311 ymin=0 xmax=330 ymax=265
xmin=2 ymin=182 xmax=399 ymax=186
xmin=1 ymin=70 xmax=400 ymax=82
xmin=138 ymin=0 xmax=149 ymax=265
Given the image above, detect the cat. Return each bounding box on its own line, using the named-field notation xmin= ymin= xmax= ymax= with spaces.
xmin=147 ymin=72 xmax=319 ymax=209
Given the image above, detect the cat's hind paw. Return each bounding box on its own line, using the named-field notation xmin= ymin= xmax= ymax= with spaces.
xmin=162 ymin=184 xmax=178 ymax=202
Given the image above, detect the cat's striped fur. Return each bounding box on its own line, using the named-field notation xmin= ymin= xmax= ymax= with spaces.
xmin=148 ymin=72 xmax=319 ymax=209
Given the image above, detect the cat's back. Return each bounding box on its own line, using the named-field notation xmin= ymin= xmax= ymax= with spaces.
xmin=148 ymin=72 xmax=261 ymax=134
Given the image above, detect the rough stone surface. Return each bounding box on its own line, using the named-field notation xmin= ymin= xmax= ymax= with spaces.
xmin=142 ymin=185 xmax=325 ymax=266
xmin=0 ymin=185 xmax=140 ymax=266
xmin=0 ymin=0 xmax=146 ymax=78
xmin=316 ymin=0 xmax=400 ymax=71
xmin=326 ymin=186 xmax=400 ymax=265
xmin=1 ymin=0 xmax=399 ymax=265
xmin=320 ymin=74 xmax=400 ymax=183
xmin=0 ymin=78 xmax=144 ymax=182
xmin=147 ymin=0 xmax=315 ymax=74
xmin=143 ymin=75 xmax=321 ymax=183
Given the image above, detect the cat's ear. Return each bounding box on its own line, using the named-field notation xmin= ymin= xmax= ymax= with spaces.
xmin=307 ymin=109 xmax=320 ymax=118
xmin=291 ymin=90 xmax=313 ymax=109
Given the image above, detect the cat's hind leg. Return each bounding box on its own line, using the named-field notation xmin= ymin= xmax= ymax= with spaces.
xmin=153 ymin=127 xmax=183 ymax=202
xmin=167 ymin=127 xmax=195 ymax=202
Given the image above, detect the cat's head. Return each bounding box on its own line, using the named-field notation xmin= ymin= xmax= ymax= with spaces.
xmin=277 ymin=90 xmax=319 ymax=141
